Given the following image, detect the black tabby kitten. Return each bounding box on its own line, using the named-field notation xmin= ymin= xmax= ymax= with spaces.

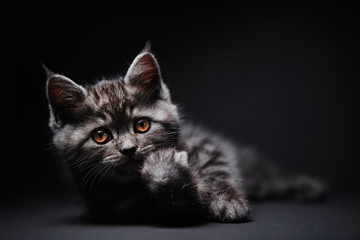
xmin=46 ymin=45 xmax=327 ymax=223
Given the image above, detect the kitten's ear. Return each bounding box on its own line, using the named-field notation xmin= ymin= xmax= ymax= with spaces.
xmin=46 ymin=70 xmax=87 ymax=124
xmin=124 ymin=46 xmax=170 ymax=101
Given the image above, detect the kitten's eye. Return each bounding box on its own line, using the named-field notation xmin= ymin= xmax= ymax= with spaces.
xmin=92 ymin=129 xmax=112 ymax=144
xmin=134 ymin=118 xmax=151 ymax=133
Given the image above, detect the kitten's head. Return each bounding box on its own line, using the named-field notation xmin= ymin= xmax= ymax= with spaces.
xmin=46 ymin=46 xmax=180 ymax=187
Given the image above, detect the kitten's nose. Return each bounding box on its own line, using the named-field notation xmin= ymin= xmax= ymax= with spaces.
xmin=120 ymin=146 xmax=138 ymax=157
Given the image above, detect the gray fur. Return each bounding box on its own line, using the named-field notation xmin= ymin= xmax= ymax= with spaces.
xmin=46 ymin=46 xmax=327 ymax=223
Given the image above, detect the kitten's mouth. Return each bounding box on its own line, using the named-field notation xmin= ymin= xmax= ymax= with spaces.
xmin=103 ymin=147 xmax=150 ymax=165
xmin=103 ymin=155 xmax=144 ymax=171
xmin=103 ymin=155 xmax=131 ymax=166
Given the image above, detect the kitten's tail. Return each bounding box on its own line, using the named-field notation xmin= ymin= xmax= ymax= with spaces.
xmin=239 ymin=150 xmax=329 ymax=201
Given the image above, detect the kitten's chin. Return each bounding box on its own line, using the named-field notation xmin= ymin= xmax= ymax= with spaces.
xmin=104 ymin=155 xmax=143 ymax=177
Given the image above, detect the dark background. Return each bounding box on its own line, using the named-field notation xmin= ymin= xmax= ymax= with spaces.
xmin=4 ymin=1 xmax=360 ymax=196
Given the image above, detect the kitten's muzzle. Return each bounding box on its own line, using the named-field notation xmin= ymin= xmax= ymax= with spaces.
xmin=120 ymin=146 xmax=138 ymax=157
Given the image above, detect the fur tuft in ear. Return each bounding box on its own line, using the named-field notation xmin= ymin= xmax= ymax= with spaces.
xmin=41 ymin=63 xmax=56 ymax=79
xmin=141 ymin=41 xmax=152 ymax=54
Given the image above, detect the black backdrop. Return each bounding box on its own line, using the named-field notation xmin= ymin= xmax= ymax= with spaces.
xmin=5 ymin=1 xmax=360 ymax=195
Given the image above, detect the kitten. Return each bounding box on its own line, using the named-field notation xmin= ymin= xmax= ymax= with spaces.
xmin=46 ymin=44 xmax=327 ymax=223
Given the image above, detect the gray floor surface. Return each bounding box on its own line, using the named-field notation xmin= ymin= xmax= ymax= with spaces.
xmin=1 ymin=193 xmax=360 ymax=240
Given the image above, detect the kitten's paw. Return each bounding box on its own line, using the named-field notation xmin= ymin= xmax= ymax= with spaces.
xmin=209 ymin=195 xmax=251 ymax=223
xmin=141 ymin=148 xmax=199 ymax=209
xmin=141 ymin=148 xmax=190 ymax=192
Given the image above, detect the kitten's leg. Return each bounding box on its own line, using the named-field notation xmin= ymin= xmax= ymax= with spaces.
xmin=141 ymin=148 xmax=205 ymax=217
xmin=192 ymin=148 xmax=251 ymax=222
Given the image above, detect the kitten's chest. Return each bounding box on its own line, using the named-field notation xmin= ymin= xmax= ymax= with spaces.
xmin=86 ymin=177 xmax=149 ymax=206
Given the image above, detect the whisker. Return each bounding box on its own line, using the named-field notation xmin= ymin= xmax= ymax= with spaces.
xmin=96 ymin=164 xmax=113 ymax=187
xmin=82 ymin=162 xmax=104 ymax=190
xmin=88 ymin=166 xmax=107 ymax=191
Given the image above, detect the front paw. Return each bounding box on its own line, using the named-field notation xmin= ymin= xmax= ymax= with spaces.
xmin=141 ymin=148 xmax=197 ymax=208
xmin=141 ymin=148 xmax=190 ymax=193
xmin=209 ymin=195 xmax=251 ymax=223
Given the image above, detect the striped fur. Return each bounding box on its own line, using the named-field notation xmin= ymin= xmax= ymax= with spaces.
xmin=46 ymin=46 xmax=327 ymax=223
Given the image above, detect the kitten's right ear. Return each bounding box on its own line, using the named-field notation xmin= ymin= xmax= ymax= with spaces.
xmin=46 ymin=69 xmax=87 ymax=124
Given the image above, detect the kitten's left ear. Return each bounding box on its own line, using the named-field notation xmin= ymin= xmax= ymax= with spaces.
xmin=124 ymin=46 xmax=170 ymax=101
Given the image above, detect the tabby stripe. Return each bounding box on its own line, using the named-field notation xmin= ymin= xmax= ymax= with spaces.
xmin=187 ymin=139 xmax=210 ymax=158
xmin=200 ymin=151 xmax=224 ymax=170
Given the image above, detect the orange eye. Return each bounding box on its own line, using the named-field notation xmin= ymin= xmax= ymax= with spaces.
xmin=92 ymin=129 xmax=111 ymax=144
xmin=134 ymin=118 xmax=151 ymax=133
